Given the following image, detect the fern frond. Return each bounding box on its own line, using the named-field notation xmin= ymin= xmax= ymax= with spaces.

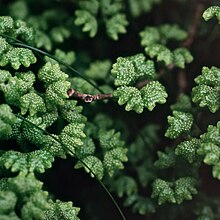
xmin=165 ymin=111 xmax=194 ymax=139
xmin=192 ymin=66 xmax=220 ymax=113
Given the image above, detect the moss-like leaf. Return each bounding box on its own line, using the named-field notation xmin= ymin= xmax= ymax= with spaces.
xmin=0 ymin=47 xmax=37 ymax=70
xmin=45 ymin=200 xmax=80 ymax=220
xmin=0 ymin=104 xmax=17 ymax=139
xmin=192 ymin=66 xmax=220 ymax=113
xmin=145 ymin=44 xmax=173 ymax=65
xmin=113 ymin=86 xmax=144 ymax=113
xmin=151 ymin=179 xmax=176 ymax=205
xmin=0 ymin=150 xmax=54 ymax=173
xmin=140 ymin=81 xmax=168 ymax=111
xmin=175 ymin=138 xmax=201 ymax=163
xmin=112 ymin=176 xmax=137 ymax=197
xmin=20 ymin=92 xmax=46 ymax=116
xmin=45 ymin=81 xmax=71 ymax=106
xmin=154 ymin=147 xmax=176 ymax=169
xmin=75 ymin=10 xmax=98 ymax=37
xmin=105 ymin=14 xmax=128 ymax=40
xmin=0 ymin=191 xmax=17 ymax=214
xmin=165 ymin=111 xmax=194 ymax=139
xmin=59 ymin=123 xmax=86 ymax=154
xmin=174 ymin=177 xmax=197 ymax=204
xmin=203 ymin=6 xmax=220 ymax=23
xmin=38 ymin=62 xmax=68 ymax=84
xmin=111 ymin=53 xmax=156 ymax=86
xmin=173 ymin=48 xmax=193 ymax=68
xmin=103 ymin=147 xmax=128 ymax=177
xmin=75 ymin=155 xmax=104 ymax=180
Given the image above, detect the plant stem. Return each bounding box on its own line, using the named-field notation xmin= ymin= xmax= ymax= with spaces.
xmin=67 ymin=88 xmax=113 ymax=103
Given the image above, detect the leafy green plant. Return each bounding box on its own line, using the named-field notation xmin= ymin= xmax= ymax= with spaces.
xmin=0 ymin=1 xmax=219 ymax=220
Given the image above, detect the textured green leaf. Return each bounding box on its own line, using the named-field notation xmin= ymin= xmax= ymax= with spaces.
xmin=173 ymin=48 xmax=193 ymax=68
xmin=195 ymin=66 xmax=220 ymax=87
xmin=105 ymin=14 xmax=128 ymax=40
xmin=45 ymin=200 xmax=80 ymax=220
xmin=8 ymin=173 xmax=43 ymax=195
xmin=0 ymin=16 xmax=14 ymax=34
xmin=0 ymin=104 xmax=17 ymax=138
xmin=75 ymin=155 xmax=104 ymax=180
xmin=203 ymin=6 xmax=220 ymax=23
xmin=113 ymin=86 xmax=144 ymax=113
xmin=50 ymin=26 xmax=70 ymax=43
xmin=0 ymin=71 xmax=35 ymax=106
xmin=0 ymin=191 xmax=17 ymax=214
xmin=128 ymin=0 xmax=161 ymax=17
xmin=99 ymin=129 xmax=124 ymax=150
xmin=165 ymin=111 xmax=194 ymax=139
xmin=79 ymin=0 xmax=99 ymax=15
xmin=75 ymin=137 xmax=95 ymax=158
xmin=197 ymin=122 xmax=220 ymax=179
xmin=111 ymin=53 xmax=156 ymax=86
xmin=192 ymin=66 xmax=220 ymax=113
xmin=38 ymin=62 xmax=68 ymax=84
xmin=113 ymin=176 xmax=137 ymax=197
xmin=152 ymin=177 xmax=197 ymax=205
xmin=85 ymin=60 xmax=111 ymax=80
xmin=45 ymin=49 xmax=76 ymax=66
xmin=171 ymin=94 xmax=192 ymax=112
xmin=75 ymin=10 xmax=98 ymax=37
xmin=151 ymin=179 xmax=176 ymax=205
xmin=174 ymin=177 xmax=197 ymax=204
xmin=0 ymin=36 xmax=10 ymax=57
xmin=0 ymin=212 xmax=20 ymax=220
xmin=69 ymin=77 xmax=98 ymax=94
xmin=0 ymin=150 xmax=54 ymax=173
xmin=0 ymin=47 xmax=37 ymax=70
xmin=175 ymin=138 xmax=201 ymax=163
xmin=124 ymin=195 xmax=156 ymax=214
xmin=140 ymin=24 xmax=187 ymax=46
xmin=45 ymin=81 xmax=71 ymax=106
xmin=21 ymin=191 xmax=50 ymax=220
xmin=154 ymin=147 xmax=176 ymax=169
xmin=60 ymin=100 xmax=87 ymax=124
xmin=20 ymin=92 xmax=46 ymax=116
xmin=140 ymin=81 xmax=168 ymax=111
xmin=193 ymin=86 xmax=220 ymax=113
xmin=59 ymin=123 xmax=86 ymax=154
xmin=103 ymin=147 xmax=128 ymax=177
xmin=145 ymin=44 xmax=173 ymax=65
xmin=0 ymin=69 xmax=11 ymax=83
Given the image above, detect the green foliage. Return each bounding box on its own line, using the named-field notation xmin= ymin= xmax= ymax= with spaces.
xmin=154 ymin=147 xmax=177 ymax=169
xmin=0 ymin=104 xmax=17 ymax=138
xmin=74 ymin=0 xmax=128 ymax=39
xmin=75 ymin=10 xmax=98 ymax=37
xmin=197 ymin=122 xmax=220 ymax=179
xmin=152 ymin=177 xmax=197 ymax=205
xmin=112 ymin=53 xmax=167 ymax=113
xmin=0 ymin=150 xmax=54 ymax=174
xmin=165 ymin=111 xmax=194 ymax=139
xmin=45 ymin=200 xmax=80 ymax=220
xmin=175 ymin=138 xmax=201 ymax=163
xmin=128 ymin=0 xmax=161 ymax=17
xmin=192 ymin=66 xmax=220 ymax=113
xmin=203 ymin=6 xmax=220 ymax=23
xmin=140 ymin=24 xmax=193 ymax=67
xmin=0 ymin=2 xmax=220 ymax=220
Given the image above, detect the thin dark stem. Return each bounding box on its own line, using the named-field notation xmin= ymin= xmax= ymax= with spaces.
xmin=67 ymin=88 xmax=113 ymax=103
